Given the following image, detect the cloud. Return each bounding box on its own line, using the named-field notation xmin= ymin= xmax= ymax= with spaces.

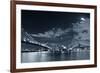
xmin=32 ymin=28 xmax=70 ymax=38
xmin=72 ymin=18 xmax=90 ymax=46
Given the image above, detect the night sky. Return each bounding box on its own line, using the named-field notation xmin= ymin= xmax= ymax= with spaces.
xmin=21 ymin=10 xmax=90 ymax=34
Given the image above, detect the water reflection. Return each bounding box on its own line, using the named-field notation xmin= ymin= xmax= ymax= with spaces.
xmin=21 ymin=51 xmax=90 ymax=63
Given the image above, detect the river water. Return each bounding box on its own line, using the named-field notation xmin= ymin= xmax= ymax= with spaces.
xmin=21 ymin=51 xmax=90 ymax=63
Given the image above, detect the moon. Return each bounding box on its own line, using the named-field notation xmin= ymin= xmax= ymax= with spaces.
xmin=81 ymin=17 xmax=85 ymax=21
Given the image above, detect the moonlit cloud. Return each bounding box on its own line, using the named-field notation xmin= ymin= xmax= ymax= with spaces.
xmin=32 ymin=28 xmax=70 ymax=38
xmin=72 ymin=18 xmax=90 ymax=46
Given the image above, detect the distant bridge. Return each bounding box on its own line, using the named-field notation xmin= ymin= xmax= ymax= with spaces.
xmin=22 ymin=29 xmax=53 ymax=51
xmin=22 ymin=41 xmax=52 ymax=51
xmin=22 ymin=29 xmax=75 ymax=53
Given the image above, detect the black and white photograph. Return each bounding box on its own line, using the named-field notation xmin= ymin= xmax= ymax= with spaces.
xmin=21 ymin=10 xmax=90 ymax=63
xmin=11 ymin=1 xmax=97 ymax=72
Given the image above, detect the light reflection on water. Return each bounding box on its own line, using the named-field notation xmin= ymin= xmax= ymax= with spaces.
xmin=21 ymin=51 xmax=90 ymax=63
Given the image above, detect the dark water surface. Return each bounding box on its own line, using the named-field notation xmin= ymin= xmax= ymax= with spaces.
xmin=21 ymin=51 xmax=90 ymax=63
